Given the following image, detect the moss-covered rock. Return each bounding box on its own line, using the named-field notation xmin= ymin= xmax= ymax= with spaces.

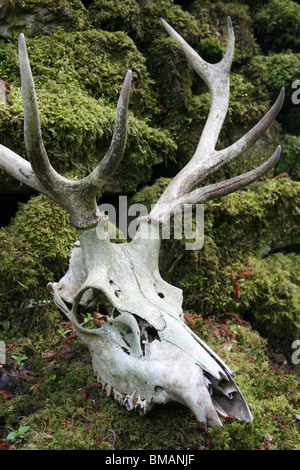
xmin=1 ymin=314 xmax=298 ymax=450
xmin=0 ymin=0 xmax=299 ymax=452
xmin=241 ymin=52 xmax=300 ymax=134
xmin=86 ymin=0 xmax=273 ymax=177
xmin=88 ymin=0 xmax=201 ymax=50
xmin=230 ymin=252 xmax=300 ymax=349
xmin=0 ymin=0 xmax=86 ymax=39
xmin=0 ymin=195 xmax=77 ymax=345
xmin=274 ymin=134 xmax=300 ymax=180
xmin=254 ymin=0 xmax=300 ymax=53
xmin=188 ymin=0 xmax=259 ymax=64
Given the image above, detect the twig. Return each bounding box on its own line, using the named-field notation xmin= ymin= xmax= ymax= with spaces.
xmin=108 ymin=430 xmax=116 ymax=450
xmin=168 ymin=254 xmax=183 ymax=273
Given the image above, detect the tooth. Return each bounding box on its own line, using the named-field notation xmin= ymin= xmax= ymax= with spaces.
xmin=134 ymin=394 xmax=148 ymax=416
xmin=134 ymin=403 xmax=145 ymax=415
xmin=113 ymin=389 xmax=123 ymax=403
xmin=123 ymin=395 xmax=134 ymax=411
xmin=142 ymin=340 xmax=150 ymax=356
xmin=129 ymin=390 xmax=137 ymax=405
xmin=105 ymin=383 xmax=112 ymax=396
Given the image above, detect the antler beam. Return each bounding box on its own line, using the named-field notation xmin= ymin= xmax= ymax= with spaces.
xmin=149 ymin=18 xmax=284 ymax=222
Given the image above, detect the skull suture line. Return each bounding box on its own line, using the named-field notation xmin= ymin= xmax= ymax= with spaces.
xmin=0 ymin=18 xmax=284 ymax=426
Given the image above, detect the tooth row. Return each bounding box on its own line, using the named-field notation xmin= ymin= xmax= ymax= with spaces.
xmin=95 ymin=373 xmax=152 ymax=415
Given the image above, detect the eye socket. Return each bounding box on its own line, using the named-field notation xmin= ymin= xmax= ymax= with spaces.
xmin=157 ymin=292 xmax=165 ymax=299
xmin=74 ymin=288 xmax=118 ymax=329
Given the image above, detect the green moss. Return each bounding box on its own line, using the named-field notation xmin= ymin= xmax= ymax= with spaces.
xmin=0 ymin=195 xmax=77 ymax=345
xmin=274 ymin=134 xmax=300 ymax=180
xmin=201 ymin=321 xmax=300 ymax=450
xmin=242 ymin=51 xmax=300 ymax=103
xmin=131 ymin=176 xmax=172 ymax=209
xmin=0 ymin=0 xmax=86 ymax=39
xmin=3 ymin=0 xmax=84 ymax=14
xmin=145 ymin=45 xmax=269 ymax=170
xmin=1 ymin=0 xmax=86 ymax=40
xmin=229 ymin=252 xmax=300 ymax=348
xmin=211 ymin=178 xmax=300 ymax=255
xmin=88 ymin=0 xmax=201 ymax=49
xmin=242 ymin=52 xmax=300 ymax=134
xmin=189 ymin=0 xmax=259 ymax=64
xmin=11 ymin=195 xmax=77 ymax=266
xmin=1 ymin=315 xmax=298 ymax=450
xmin=0 ymin=0 xmax=299 ymax=451
xmin=22 ymin=29 xmax=156 ymax=116
xmin=198 ymin=36 xmax=225 ymax=63
xmin=254 ymin=0 xmax=300 ymax=52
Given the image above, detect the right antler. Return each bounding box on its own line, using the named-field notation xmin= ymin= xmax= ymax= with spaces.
xmin=0 ymin=34 xmax=132 ymax=228
xmin=148 ymin=18 xmax=284 ymax=223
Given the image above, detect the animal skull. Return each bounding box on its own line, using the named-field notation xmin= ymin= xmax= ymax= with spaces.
xmin=49 ymin=224 xmax=253 ymax=427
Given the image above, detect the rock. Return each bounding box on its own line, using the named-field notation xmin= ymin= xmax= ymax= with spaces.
xmin=0 ymin=3 xmax=76 ymax=39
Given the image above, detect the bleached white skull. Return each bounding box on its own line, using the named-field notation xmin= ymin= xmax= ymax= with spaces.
xmin=49 ymin=223 xmax=253 ymax=427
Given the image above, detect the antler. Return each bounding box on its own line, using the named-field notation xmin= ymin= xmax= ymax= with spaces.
xmin=148 ymin=18 xmax=284 ymax=223
xmin=0 ymin=34 xmax=132 ymax=228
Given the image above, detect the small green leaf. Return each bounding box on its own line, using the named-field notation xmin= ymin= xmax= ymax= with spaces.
xmin=18 ymin=426 xmax=30 ymax=435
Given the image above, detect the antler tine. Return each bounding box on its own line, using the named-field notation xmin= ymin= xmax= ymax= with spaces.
xmin=160 ymin=17 xmax=234 ymax=155
xmin=18 ymin=33 xmax=63 ymax=191
xmin=84 ymin=69 xmax=132 ymax=188
xmin=151 ymin=145 xmax=281 ymax=222
xmin=15 ymin=33 xmax=132 ymax=228
xmin=175 ymin=86 xmax=285 ymax=191
xmin=216 ymin=87 xmax=285 ymax=170
xmin=155 ymin=17 xmax=235 ymax=204
xmin=147 ymin=19 xmax=284 ymax=223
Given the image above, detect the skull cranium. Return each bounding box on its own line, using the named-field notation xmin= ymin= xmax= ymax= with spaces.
xmin=49 ymin=223 xmax=253 ymax=427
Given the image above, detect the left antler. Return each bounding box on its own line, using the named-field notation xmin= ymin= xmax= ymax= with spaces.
xmin=148 ymin=18 xmax=284 ymax=223
xmin=0 ymin=33 xmax=132 ymax=228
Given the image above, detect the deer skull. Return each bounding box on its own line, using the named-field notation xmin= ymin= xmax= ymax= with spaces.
xmin=0 ymin=17 xmax=284 ymax=426
xmin=49 ymin=224 xmax=252 ymax=426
